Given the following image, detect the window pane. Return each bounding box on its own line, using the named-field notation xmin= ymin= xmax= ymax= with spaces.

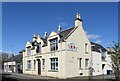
xmin=50 ymin=38 xmax=58 ymax=51
xmin=42 ymin=59 xmax=45 ymax=70
xmin=50 ymin=58 xmax=58 ymax=70
xmin=34 ymin=60 xmax=36 ymax=69
xmin=85 ymin=59 xmax=89 ymax=68
xmin=56 ymin=63 xmax=58 ymax=67
xmin=27 ymin=60 xmax=31 ymax=69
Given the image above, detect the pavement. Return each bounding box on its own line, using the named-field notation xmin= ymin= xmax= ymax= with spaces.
xmin=71 ymin=75 xmax=115 ymax=79
xmin=0 ymin=70 xmax=117 ymax=81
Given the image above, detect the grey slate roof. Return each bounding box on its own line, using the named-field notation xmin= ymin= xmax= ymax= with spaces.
xmin=31 ymin=41 xmax=38 ymax=46
xmin=5 ymin=54 xmax=22 ymax=63
xmin=59 ymin=27 xmax=77 ymax=42
xmin=43 ymin=27 xmax=76 ymax=46
xmin=60 ymin=27 xmax=75 ymax=37
xmin=41 ymin=37 xmax=47 ymax=47
xmin=91 ymin=42 xmax=107 ymax=53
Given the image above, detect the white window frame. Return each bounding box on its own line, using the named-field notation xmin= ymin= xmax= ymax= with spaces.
xmin=50 ymin=38 xmax=58 ymax=51
xmin=27 ymin=60 xmax=31 ymax=69
xmin=79 ymin=58 xmax=82 ymax=69
xmin=42 ymin=59 xmax=45 ymax=70
xmin=85 ymin=59 xmax=89 ymax=68
xmin=33 ymin=60 xmax=36 ymax=69
xmin=85 ymin=43 xmax=88 ymax=54
xmin=50 ymin=58 xmax=58 ymax=71
xmin=39 ymin=43 xmax=41 ymax=53
xmin=27 ymin=47 xmax=31 ymax=55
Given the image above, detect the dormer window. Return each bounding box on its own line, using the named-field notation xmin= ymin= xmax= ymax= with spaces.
xmin=38 ymin=43 xmax=41 ymax=52
xmin=36 ymin=43 xmax=41 ymax=53
xmin=50 ymin=38 xmax=58 ymax=51
xmin=27 ymin=47 xmax=31 ymax=55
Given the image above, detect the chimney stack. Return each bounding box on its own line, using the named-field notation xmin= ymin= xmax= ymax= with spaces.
xmin=75 ymin=13 xmax=83 ymax=27
xmin=37 ymin=34 xmax=41 ymax=40
xmin=44 ymin=32 xmax=47 ymax=39
xmin=57 ymin=25 xmax=61 ymax=34
xmin=33 ymin=34 xmax=37 ymax=42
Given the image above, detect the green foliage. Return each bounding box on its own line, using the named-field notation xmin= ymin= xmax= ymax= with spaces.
xmin=109 ymin=41 xmax=120 ymax=81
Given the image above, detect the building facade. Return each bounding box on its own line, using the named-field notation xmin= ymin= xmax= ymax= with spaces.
xmin=22 ymin=13 xmax=92 ymax=78
xmin=91 ymin=42 xmax=112 ymax=76
xmin=4 ymin=53 xmax=23 ymax=73
xmin=4 ymin=61 xmax=16 ymax=73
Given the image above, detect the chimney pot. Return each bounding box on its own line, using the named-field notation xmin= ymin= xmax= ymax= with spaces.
xmin=57 ymin=25 xmax=61 ymax=34
xmin=44 ymin=32 xmax=47 ymax=39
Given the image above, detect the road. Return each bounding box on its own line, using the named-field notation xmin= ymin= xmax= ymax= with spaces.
xmin=0 ymin=70 xmax=116 ymax=81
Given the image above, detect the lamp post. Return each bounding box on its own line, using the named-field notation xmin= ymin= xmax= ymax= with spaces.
xmin=11 ymin=45 xmax=14 ymax=73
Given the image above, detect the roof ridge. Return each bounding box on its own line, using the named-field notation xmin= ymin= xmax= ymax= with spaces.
xmin=61 ymin=26 xmax=75 ymax=33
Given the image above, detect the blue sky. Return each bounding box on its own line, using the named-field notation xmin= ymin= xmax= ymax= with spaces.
xmin=2 ymin=2 xmax=118 ymax=54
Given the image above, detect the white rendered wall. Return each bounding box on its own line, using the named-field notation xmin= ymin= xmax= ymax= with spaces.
xmin=92 ymin=51 xmax=102 ymax=76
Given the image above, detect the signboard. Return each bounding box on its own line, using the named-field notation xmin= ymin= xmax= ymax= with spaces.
xmin=67 ymin=42 xmax=78 ymax=51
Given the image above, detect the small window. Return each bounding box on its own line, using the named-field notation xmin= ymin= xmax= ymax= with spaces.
xmin=34 ymin=60 xmax=36 ymax=69
xmin=27 ymin=47 xmax=31 ymax=55
xmin=85 ymin=43 xmax=88 ymax=53
xmin=79 ymin=58 xmax=82 ymax=69
xmin=85 ymin=59 xmax=89 ymax=68
xmin=50 ymin=38 xmax=58 ymax=51
xmin=38 ymin=43 xmax=41 ymax=52
xmin=36 ymin=43 xmax=41 ymax=53
xmin=27 ymin=60 xmax=31 ymax=69
xmin=42 ymin=59 xmax=45 ymax=70
xmin=50 ymin=58 xmax=58 ymax=70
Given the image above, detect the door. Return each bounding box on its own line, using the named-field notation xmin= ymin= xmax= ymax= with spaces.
xmin=38 ymin=59 xmax=41 ymax=75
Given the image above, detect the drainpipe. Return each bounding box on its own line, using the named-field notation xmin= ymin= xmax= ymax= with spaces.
xmin=11 ymin=45 xmax=14 ymax=73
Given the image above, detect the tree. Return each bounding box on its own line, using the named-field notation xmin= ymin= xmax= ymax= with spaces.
xmin=0 ymin=52 xmax=13 ymax=69
xmin=109 ymin=41 xmax=120 ymax=81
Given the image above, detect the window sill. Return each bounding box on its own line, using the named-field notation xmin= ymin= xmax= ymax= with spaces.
xmin=85 ymin=52 xmax=89 ymax=54
xmin=79 ymin=68 xmax=83 ymax=70
xmin=27 ymin=55 xmax=31 ymax=56
xmin=26 ymin=69 xmax=31 ymax=71
xmin=48 ymin=70 xmax=58 ymax=72
xmin=33 ymin=69 xmax=36 ymax=71
xmin=50 ymin=50 xmax=58 ymax=52
xmin=85 ymin=68 xmax=89 ymax=70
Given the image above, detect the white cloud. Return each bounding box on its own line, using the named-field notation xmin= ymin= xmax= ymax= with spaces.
xmin=87 ymin=34 xmax=101 ymax=39
xmin=85 ymin=31 xmax=88 ymax=34
xmin=95 ymin=40 xmax=102 ymax=44
xmin=0 ymin=49 xmax=2 ymax=52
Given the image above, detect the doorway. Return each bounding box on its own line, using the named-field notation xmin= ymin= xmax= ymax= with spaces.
xmin=37 ymin=59 xmax=41 ymax=75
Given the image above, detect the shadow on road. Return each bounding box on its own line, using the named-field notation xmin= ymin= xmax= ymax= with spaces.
xmin=1 ymin=73 xmax=117 ymax=81
xmin=2 ymin=73 xmax=19 ymax=81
